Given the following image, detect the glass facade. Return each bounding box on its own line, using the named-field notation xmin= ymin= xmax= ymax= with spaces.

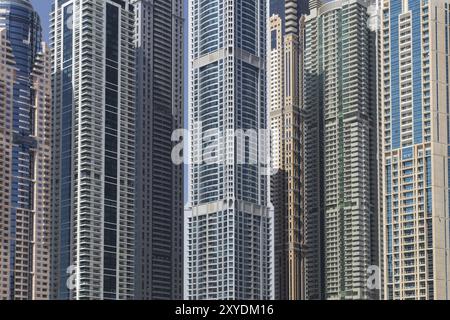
xmin=303 ymin=0 xmax=378 ymax=300
xmin=51 ymin=0 xmax=135 ymax=300
xmin=132 ymin=0 xmax=184 ymax=300
xmin=103 ymin=3 xmax=119 ymax=299
xmin=187 ymin=0 xmax=272 ymax=300
xmin=382 ymin=0 xmax=450 ymax=300
xmin=0 ymin=0 xmax=51 ymax=300
xmin=58 ymin=2 xmax=73 ymax=300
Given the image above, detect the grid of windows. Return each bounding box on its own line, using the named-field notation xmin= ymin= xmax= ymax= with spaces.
xmin=381 ymin=0 xmax=450 ymax=300
xmin=51 ymin=0 xmax=135 ymax=300
xmin=187 ymin=0 xmax=272 ymax=300
xmin=303 ymin=0 xmax=378 ymax=300
xmin=0 ymin=0 xmax=51 ymax=300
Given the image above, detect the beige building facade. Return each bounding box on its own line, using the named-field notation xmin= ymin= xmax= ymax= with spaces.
xmin=268 ymin=0 xmax=306 ymax=300
xmin=0 ymin=26 xmax=52 ymax=300
xmin=0 ymin=28 xmax=16 ymax=300
xmin=380 ymin=0 xmax=450 ymax=300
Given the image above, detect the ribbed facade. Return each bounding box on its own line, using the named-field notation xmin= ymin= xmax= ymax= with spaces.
xmin=0 ymin=0 xmax=52 ymax=300
xmin=0 ymin=28 xmax=15 ymax=300
xmin=302 ymin=0 xmax=325 ymax=300
xmin=308 ymin=0 xmax=323 ymax=10
xmin=186 ymin=0 xmax=272 ymax=300
xmin=50 ymin=0 xmax=135 ymax=300
xmin=132 ymin=0 xmax=184 ymax=300
xmin=381 ymin=0 xmax=450 ymax=300
xmin=269 ymin=0 xmax=309 ymax=300
xmin=286 ymin=0 xmax=309 ymax=34
xmin=303 ymin=0 xmax=378 ymax=300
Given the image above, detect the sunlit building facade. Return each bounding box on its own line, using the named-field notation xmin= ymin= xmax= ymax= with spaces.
xmin=381 ymin=0 xmax=450 ymax=300
xmin=186 ymin=0 xmax=272 ymax=300
xmin=0 ymin=0 xmax=52 ymax=300
xmin=268 ymin=0 xmax=309 ymax=300
xmin=50 ymin=0 xmax=135 ymax=300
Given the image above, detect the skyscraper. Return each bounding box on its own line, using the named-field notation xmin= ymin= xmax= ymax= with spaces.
xmin=0 ymin=0 xmax=52 ymax=300
xmin=302 ymin=0 xmax=327 ymax=301
xmin=303 ymin=0 xmax=379 ymax=299
xmin=132 ymin=0 xmax=184 ymax=300
xmin=186 ymin=0 xmax=272 ymax=300
xmin=268 ymin=0 xmax=309 ymax=300
xmin=0 ymin=27 xmax=15 ymax=300
xmin=270 ymin=1 xmax=310 ymax=26
xmin=50 ymin=0 xmax=135 ymax=300
xmin=380 ymin=0 xmax=450 ymax=300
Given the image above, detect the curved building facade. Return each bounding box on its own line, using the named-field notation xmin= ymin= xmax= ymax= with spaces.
xmin=0 ymin=0 xmax=52 ymax=300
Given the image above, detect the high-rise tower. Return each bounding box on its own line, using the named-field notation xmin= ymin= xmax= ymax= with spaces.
xmin=302 ymin=0 xmax=326 ymax=300
xmin=380 ymin=0 xmax=450 ymax=300
xmin=268 ymin=0 xmax=309 ymax=300
xmin=50 ymin=0 xmax=135 ymax=300
xmin=303 ymin=0 xmax=379 ymax=300
xmin=0 ymin=0 xmax=52 ymax=300
xmin=132 ymin=0 xmax=184 ymax=300
xmin=186 ymin=0 xmax=272 ymax=300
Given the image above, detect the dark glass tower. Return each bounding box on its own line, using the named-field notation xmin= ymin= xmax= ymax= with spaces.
xmin=132 ymin=0 xmax=184 ymax=300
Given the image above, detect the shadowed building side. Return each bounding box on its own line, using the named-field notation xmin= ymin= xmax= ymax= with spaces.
xmin=269 ymin=0 xmax=309 ymax=300
xmin=303 ymin=0 xmax=378 ymax=300
xmin=132 ymin=0 xmax=184 ymax=300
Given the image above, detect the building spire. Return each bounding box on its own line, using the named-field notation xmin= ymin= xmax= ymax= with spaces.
xmin=285 ymin=0 xmax=300 ymax=34
xmin=285 ymin=0 xmax=310 ymax=35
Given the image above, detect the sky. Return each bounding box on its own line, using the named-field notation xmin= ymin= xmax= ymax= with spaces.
xmin=31 ymin=0 xmax=190 ymax=202
xmin=31 ymin=0 xmax=51 ymax=41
